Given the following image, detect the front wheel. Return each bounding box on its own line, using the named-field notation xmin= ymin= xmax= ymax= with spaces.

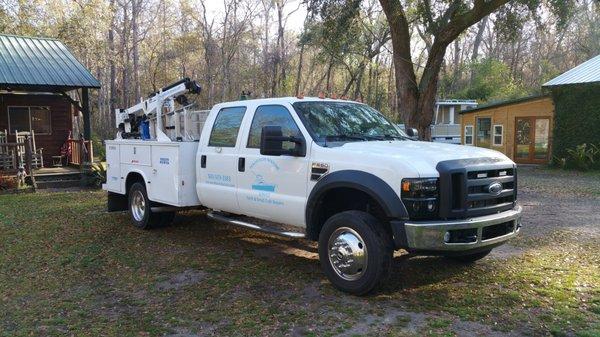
xmin=318 ymin=211 xmax=393 ymax=295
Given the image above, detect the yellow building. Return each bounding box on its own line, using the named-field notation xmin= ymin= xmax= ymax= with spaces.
xmin=460 ymin=95 xmax=554 ymax=164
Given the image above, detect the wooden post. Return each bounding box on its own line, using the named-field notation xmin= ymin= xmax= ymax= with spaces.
xmin=25 ymin=136 xmax=37 ymax=191
xmin=82 ymin=88 xmax=91 ymax=141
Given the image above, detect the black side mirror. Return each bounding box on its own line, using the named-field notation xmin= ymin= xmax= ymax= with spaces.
xmin=405 ymin=127 xmax=419 ymax=140
xmin=260 ymin=125 xmax=305 ymax=157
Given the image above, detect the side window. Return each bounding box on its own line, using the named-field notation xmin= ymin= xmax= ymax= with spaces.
xmin=464 ymin=125 xmax=474 ymax=145
xmin=208 ymin=106 xmax=246 ymax=147
xmin=247 ymin=105 xmax=302 ymax=149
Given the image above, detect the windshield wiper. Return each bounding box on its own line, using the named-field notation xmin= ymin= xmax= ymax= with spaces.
xmin=324 ymin=134 xmax=369 ymax=141
xmin=381 ymin=134 xmax=408 ymax=140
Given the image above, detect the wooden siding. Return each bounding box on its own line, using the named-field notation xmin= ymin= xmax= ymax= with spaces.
xmin=0 ymin=93 xmax=75 ymax=165
xmin=460 ymin=96 xmax=554 ymax=163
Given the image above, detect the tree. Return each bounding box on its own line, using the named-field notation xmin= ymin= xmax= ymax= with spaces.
xmin=309 ymin=0 xmax=575 ymax=138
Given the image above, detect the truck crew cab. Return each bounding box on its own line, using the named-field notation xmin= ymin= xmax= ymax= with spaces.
xmin=104 ymin=79 xmax=522 ymax=295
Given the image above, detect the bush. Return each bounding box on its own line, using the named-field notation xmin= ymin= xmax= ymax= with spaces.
xmin=554 ymin=143 xmax=600 ymax=171
xmin=550 ymin=84 xmax=600 ymax=159
xmin=0 ymin=176 xmax=18 ymax=191
xmin=91 ymin=133 xmax=106 ymax=162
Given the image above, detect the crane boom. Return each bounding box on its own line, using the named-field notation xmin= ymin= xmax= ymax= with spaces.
xmin=116 ymin=78 xmax=202 ymax=141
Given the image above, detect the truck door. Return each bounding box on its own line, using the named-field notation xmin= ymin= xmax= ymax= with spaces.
xmin=236 ymin=104 xmax=310 ymax=227
xmin=197 ymin=106 xmax=247 ymax=213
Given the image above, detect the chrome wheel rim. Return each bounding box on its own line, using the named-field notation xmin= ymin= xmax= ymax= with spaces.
xmin=327 ymin=227 xmax=368 ymax=281
xmin=131 ymin=190 xmax=146 ymax=222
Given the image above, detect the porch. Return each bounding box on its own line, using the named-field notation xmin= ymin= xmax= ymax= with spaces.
xmin=0 ymin=34 xmax=100 ymax=190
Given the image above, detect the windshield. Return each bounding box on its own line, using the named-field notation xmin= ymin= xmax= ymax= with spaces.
xmin=293 ymin=101 xmax=404 ymax=145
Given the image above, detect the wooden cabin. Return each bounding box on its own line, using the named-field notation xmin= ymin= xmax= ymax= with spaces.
xmin=460 ymin=95 xmax=554 ymax=164
xmin=0 ymin=34 xmax=100 ymax=188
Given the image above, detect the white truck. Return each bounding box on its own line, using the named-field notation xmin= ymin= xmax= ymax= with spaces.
xmin=104 ymin=79 xmax=522 ymax=295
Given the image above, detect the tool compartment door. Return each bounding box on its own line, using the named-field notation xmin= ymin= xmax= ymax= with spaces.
xmin=149 ymin=145 xmax=180 ymax=205
xmin=105 ymin=142 xmax=122 ymax=193
xmin=120 ymin=144 xmax=151 ymax=166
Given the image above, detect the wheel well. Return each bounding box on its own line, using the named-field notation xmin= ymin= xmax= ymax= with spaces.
xmin=307 ymin=187 xmax=390 ymax=241
xmin=125 ymin=172 xmax=145 ymax=196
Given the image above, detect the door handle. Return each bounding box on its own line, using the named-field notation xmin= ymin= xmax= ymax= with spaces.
xmin=200 ymin=155 xmax=206 ymax=168
xmin=238 ymin=157 xmax=245 ymax=172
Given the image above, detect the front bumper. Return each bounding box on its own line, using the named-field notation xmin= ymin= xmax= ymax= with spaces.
xmin=391 ymin=205 xmax=522 ymax=254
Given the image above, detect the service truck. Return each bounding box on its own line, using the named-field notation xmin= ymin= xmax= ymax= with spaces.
xmin=104 ymin=78 xmax=522 ymax=295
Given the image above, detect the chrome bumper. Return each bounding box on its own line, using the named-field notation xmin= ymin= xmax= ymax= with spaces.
xmin=402 ymin=205 xmax=522 ymax=252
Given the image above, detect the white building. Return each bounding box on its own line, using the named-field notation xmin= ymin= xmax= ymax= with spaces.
xmin=431 ymin=99 xmax=478 ymax=144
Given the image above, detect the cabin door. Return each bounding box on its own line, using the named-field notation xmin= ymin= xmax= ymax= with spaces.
xmin=514 ymin=117 xmax=550 ymax=164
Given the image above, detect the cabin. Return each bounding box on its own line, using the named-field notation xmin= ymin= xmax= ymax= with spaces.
xmin=460 ymin=95 xmax=554 ymax=164
xmin=0 ymin=34 xmax=100 ymax=188
xmin=459 ymin=53 xmax=600 ymax=165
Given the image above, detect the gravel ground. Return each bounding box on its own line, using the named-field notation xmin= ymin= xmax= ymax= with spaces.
xmin=516 ymin=166 xmax=600 ymax=238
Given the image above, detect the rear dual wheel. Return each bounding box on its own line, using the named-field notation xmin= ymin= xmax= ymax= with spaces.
xmin=128 ymin=182 xmax=175 ymax=229
xmin=318 ymin=211 xmax=393 ymax=295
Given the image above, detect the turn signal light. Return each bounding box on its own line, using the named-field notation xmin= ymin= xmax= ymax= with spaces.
xmin=402 ymin=180 xmax=411 ymax=192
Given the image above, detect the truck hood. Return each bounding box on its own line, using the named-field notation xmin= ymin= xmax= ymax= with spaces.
xmin=336 ymin=140 xmax=513 ymax=176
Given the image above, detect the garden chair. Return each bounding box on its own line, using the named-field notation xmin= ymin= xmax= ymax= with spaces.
xmin=0 ymin=129 xmax=16 ymax=171
xmin=15 ymin=131 xmax=44 ymax=169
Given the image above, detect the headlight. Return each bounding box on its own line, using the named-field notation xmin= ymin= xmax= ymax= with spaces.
xmin=401 ymin=178 xmax=439 ymax=219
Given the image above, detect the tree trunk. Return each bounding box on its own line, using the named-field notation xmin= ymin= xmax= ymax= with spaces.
xmin=108 ymin=0 xmax=117 ymax=126
xmin=131 ymin=0 xmax=141 ymax=100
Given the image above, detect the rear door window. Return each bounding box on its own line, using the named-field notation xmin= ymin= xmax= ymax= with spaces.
xmin=208 ymin=106 xmax=246 ymax=147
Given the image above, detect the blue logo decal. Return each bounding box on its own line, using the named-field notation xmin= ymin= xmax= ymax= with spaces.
xmin=159 ymin=157 xmax=170 ymax=165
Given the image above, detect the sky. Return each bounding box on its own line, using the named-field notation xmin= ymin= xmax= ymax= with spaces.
xmin=202 ymin=0 xmax=308 ymax=32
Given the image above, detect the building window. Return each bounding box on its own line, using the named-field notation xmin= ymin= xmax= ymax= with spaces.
xmin=464 ymin=125 xmax=474 ymax=145
xmin=493 ymin=124 xmax=503 ymax=146
xmin=7 ymin=106 xmax=52 ymax=135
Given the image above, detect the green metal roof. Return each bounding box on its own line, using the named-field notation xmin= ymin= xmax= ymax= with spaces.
xmin=543 ymin=55 xmax=600 ymax=87
xmin=460 ymin=94 xmax=550 ymax=114
xmin=0 ymin=34 xmax=100 ymax=91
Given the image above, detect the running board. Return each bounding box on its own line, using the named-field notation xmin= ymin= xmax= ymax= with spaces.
xmin=207 ymin=212 xmax=306 ymax=239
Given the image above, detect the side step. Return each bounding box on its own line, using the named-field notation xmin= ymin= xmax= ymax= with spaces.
xmin=207 ymin=211 xmax=306 ymax=239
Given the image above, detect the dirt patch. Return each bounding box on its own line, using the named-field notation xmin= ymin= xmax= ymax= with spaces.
xmin=156 ymin=269 xmax=208 ymax=291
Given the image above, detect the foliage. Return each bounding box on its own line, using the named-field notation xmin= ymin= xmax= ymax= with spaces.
xmin=91 ymin=134 xmax=106 ymax=161
xmin=550 ymin=84 xmax=600 ymax=161
xmin=562 ymin=144 xmax=600 ymax=171
xmin=89 ymin=162 xmax=107 ymax=188
xmin=454 ymin=59 xmax=529 ymax=102
xmin=0 ymin=175 xmax=18 ymax=191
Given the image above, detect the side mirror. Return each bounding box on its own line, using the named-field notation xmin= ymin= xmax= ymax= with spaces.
xmin=405 ymin=127 xmax=419 ymax=140
xmin=260 ymin=125 xmax=306 ymax=157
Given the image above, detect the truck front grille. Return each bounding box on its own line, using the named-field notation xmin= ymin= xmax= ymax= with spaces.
xmin=437 ymin=159 xmax=517 ymax=219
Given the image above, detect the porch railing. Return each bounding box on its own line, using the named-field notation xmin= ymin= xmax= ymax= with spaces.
xmin=0 ymin=137 xmax=37 ymax=190
xmin=67 ymin=139 xmax=94 ymax=166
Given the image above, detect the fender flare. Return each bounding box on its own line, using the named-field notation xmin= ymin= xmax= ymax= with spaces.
xmin=124 ymin=169 xmax=148 ymax=194
xmin=305 ymin=170 xmax=408 ymax=239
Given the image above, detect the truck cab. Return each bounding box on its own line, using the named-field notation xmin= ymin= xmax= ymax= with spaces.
xmin=105 ymin=83 xmax=522 ymax=295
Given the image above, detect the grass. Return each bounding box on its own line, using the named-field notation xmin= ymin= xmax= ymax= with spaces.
xmin=0 ymin=168 xmax=599 ymax=336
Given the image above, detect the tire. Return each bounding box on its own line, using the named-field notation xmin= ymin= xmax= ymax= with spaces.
xmin=447 ymin=249 xmax=492 ymax=263
xmin=318 ymin=210 xmax=393 ymax=295
xmin=128 ymin=182 xmax=162 ymax=229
